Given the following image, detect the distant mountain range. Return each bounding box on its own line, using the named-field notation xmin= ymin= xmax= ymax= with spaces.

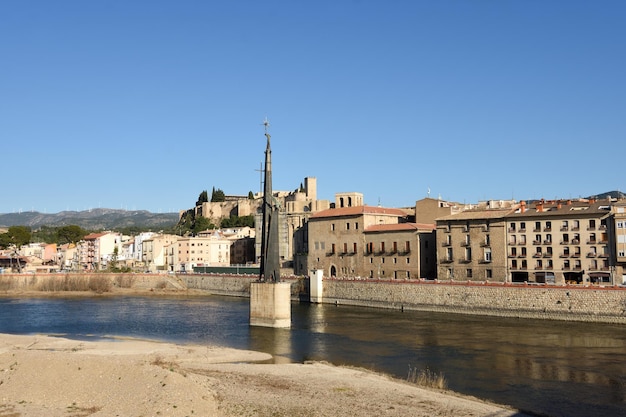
xmin=0 ymin=208 xmax=179 ymax=230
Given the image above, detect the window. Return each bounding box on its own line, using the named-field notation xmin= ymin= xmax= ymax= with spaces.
xmin=331 ymin=243 xmax=336 ymax=254
xmin=466 ymin=269 xmax=473 ymax=278
xmin=484 ymin=248 xmax=492 ymax=262
xmin=446 ymin=247 xmax=453 ymax=261
xmin=346 ymin=223 xmax=350 ymax=230
xmin=510 ymin=222 xmax=516 ymax=232
xmin=535 ymin=221 xmax=541 ymax=231
xmin=353 ymin=242 xmax=357 ymax=253
xmin=562 ymin=220 xmax=569 ymax=230
xmin=564 ymin=260 xmax=570 ymax=269
xmin=589 ymin=219 xmax=596 ymax=230
xmin=511 ymin=247 xmax=517 ymax=256
xmin=405 ymin=241 xmax=411 ymax=252
xmin=465 ymin=247 xmax=472 ymax=261
xmin=573 ymin=220 xmax=580 ymax=230
xmin=545 ymin=221 xmax=552 ymax=231
xmin=485 ymin=234 xmax=490 ymax=245
xmin=331 ymin=223 xmax=335 ymax=231
xmin=520 ymin=222 xmax=526 ymax=231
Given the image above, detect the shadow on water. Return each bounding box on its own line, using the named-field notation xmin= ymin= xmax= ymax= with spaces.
xmin=1 ymin=296 xmax=625 ymax=417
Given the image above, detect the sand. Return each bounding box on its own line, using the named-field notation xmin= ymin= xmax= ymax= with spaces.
xmin=0 ymin=333 xmax=533 ymax=417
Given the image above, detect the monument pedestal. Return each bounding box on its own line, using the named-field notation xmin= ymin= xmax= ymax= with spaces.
xmin=250 ymin=282 xmax=291 ymax=328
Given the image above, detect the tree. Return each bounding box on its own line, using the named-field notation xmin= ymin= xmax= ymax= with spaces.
xmin=193 ymin=216 xmax=215 ymax=234
xmin=196 ymin=190 xmax=209 ymax=207
xmin=211 ymin=187 xmax=225 ymax=202
xmin=0 ymin=226 xmax=32 ymax=249
xmin=57 ymin=225 xmax=88 ymax=245
xmin=248 ymin=190 xmax=255 ymax=200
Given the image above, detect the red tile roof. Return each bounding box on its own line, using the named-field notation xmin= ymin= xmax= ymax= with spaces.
xmin=365 ymin=223 xmax=435 ymax=232
xmin=311 ymin=205 xmax=408 ymax=219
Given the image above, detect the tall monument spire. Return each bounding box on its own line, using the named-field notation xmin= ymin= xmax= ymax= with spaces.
xmin=259 ymin=118 xmax=280 ymax=282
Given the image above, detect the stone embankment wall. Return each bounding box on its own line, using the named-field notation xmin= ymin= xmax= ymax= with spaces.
xmin=3 ymin=273 xmax=625 ymax=324
xmin=181 ymin=274 xmax=306 ymax=298
xmin=322 ymin=279 xmax=626 ymax=324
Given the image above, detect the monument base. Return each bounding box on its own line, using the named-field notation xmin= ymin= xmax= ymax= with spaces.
xmin=250 ymin=282 xmax=291 ymax=328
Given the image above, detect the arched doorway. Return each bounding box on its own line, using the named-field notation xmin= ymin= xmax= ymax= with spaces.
xmin=330 ymin=265 xmax=337 ymax=278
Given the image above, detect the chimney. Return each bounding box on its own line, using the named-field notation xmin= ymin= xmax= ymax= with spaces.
xmin=520 ymin=201 xmax=526 ymax=213
xmin=589 ymin=197 xmax=596 ymax=205
xmin=557 ymin=201 xmax=562 ymax=209
xmin=536 ymin=199 xmax=544 ymax=213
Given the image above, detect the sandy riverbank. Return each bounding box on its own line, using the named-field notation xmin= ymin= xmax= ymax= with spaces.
xmin=0 ymin=333 xmax=533 ymax=417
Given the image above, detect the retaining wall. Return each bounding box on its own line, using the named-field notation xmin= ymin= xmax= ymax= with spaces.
xmin=322 ymin=279 xmax=626 ymax=324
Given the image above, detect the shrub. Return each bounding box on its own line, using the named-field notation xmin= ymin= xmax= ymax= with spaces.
xmin=407 ymin=365 xmax=447 ymax=390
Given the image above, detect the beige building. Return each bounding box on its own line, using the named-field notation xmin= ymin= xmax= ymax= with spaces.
xmin=436 ymin=198 xmax=619 ymax=285
xmin=506 ymin=199 xmax=613 ymax=284
xmin=307 ymin=203 xmax=436 ymax=280
xmin=436 ymin=208 xmax=512 ymax=281
xmin=78 ymin=232 xmax=122 ymax=271
xmin=608 ymin=199 xmax=626 ymax=284
xmin=169 ymin=232 xmax=232 ymax=273
xmin=142 ymin=234 xmax=179 ymax=272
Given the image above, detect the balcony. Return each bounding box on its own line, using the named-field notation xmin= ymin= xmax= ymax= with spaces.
xmin=459 ymin=258 xmax=472 ymax=264
xmin=480 ymin=242 xmax=490 ymax=247
xmin=441 ymin=242 xmax=451 ymax=247
xmin=544 ymin=227 xmax=552 ymax=232
xmin=587 ymin=239 xmax=597 ymax=244
xmin=586 ymin=252 xmax=597 ymax=258
xmin=518 ymin=254 xmax=527 ymax=258
xmin=533 ymin=253 xmax=542 ymax=258
xmin=560 ymin=226 xmax=569 ymax=231
xmin=441 ymin=258 xmax=453 ymax=263
xmin=543 ymin=240 xmax=552 ymax=245
xmin=543 ymin=253 xmax=553 ymax=258
xmin=461 ymin=242 xmax=471 ymax=247
xmin=533 ymin=240 xmax=541 ymax=245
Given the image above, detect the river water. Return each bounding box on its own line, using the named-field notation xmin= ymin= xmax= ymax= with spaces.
xmin=0 ymin=295 xmax=625 ymax=417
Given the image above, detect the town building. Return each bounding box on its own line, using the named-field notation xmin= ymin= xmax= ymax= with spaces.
xmin=168 ymin=232 xmax=232 ymax=273
xmin=436 ymin=207 xmax=512 ymax=281
xmin=611 ymin=200 xmax=626 ymax=284
xmin=142 ymin=233 xmax=178 ymax=272
xmin=436 ymin=197 xmax=621 ymax=285
xmin=78 ymin=232 xmax=123 ymax=271
xmin=307 ymin=194 xmax=436 ymax=279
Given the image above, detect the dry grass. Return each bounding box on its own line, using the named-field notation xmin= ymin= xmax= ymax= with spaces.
xmin=36 ymin=276 xmax=112 ymax=293
xmin=407 ymin=365 xmax=448 ymax=390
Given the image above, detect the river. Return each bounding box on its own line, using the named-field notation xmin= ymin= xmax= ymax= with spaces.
xmin=0 ymin=295 xmax=624 ymax=417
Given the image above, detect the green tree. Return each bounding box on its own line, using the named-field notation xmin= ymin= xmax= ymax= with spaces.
xmin=193 ymin=216 xmax=215 ymax=234
xmin=57 ymin=225 xmax=88 ymax=245
xmin=248 ymin=190 xmax=255 ymax=199
xmin=220 ymin=215 xmax=254 ymax=228
xmin=196 ymin=190 xmax=209 ymax=206
xmin=0 ymin=226 xmax=32 ymax=249
xmin=211 ymin=187 xmax=225 ymax=202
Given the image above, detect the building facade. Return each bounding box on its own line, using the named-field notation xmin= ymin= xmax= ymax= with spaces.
xmin=307 ymin=205 xmax=436 ymax=279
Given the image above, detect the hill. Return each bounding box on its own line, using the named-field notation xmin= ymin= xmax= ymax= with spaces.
xmin=0 ymin=208 xmax=179 ymax=230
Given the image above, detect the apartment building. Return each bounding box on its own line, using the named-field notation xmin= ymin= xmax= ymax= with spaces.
xmin=506 ymin=199 xmax=613 ymax=284
xmin=78 ymin=232 xmax=122 ymax=271
xmin=169 ymin=232 xmax=232 ymax=272
xmin=307 ymin=202 xmax=436 ymax=279
xmin=436 ymin=198 xmax=620 ymax=285
xmin=142 ymin=233 xmax=178 ymax=272
xmin=436 ymin=208 xmax=512 ymax=281
xmin=608 ymin=200 xmax=626 ymax=284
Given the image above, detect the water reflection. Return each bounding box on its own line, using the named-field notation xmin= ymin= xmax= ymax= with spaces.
xmin=1 ymin=296 xmax=625 ymax=416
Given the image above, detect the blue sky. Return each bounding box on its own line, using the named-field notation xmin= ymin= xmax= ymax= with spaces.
xmin=1 ymin=1 xmax=624 ymax=214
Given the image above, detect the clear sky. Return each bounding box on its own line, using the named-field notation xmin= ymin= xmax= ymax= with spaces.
xmin=1 ymin=1 xmax=624 ymax=214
